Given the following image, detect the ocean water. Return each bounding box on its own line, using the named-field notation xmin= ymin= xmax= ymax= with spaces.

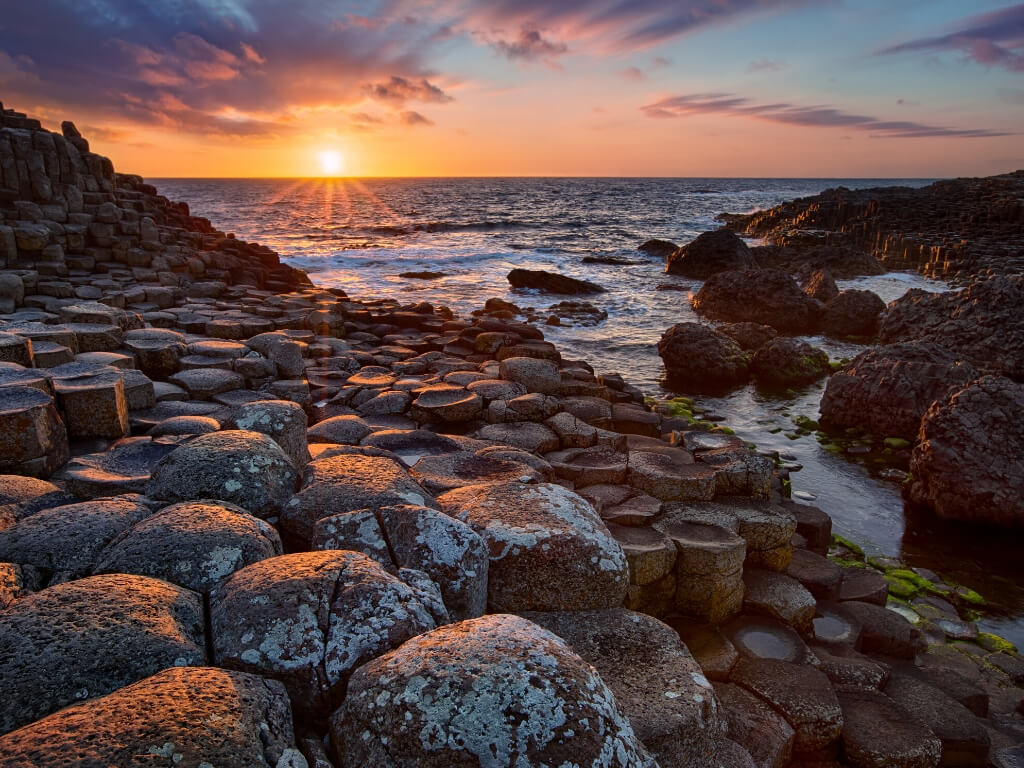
xmin=156 ymin=177 xmax=1024 ymax=645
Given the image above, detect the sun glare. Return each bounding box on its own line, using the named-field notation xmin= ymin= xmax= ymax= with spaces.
xmin=318 ymin=150 xmax=343 ymax=176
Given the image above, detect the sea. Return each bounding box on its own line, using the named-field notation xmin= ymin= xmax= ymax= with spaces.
xmin=155 ymin=177 xmax=1024 ymax=645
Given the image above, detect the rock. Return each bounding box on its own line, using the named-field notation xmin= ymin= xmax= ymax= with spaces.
xmin=884 ymin=673 xmax=989 ymax=768
xmin=0 ymin=475 xmax=71 ymax=525
xmin=786 ymin=548 xmax=842 ymax=600
xmin=331 ymin=613 xmax=653 ymax=768
xmin=714 ymin=680 xmax=795 ymax=768
xmin=838 ymin=601 xmax=925 ymax=658
xmin=282 ymin=453 xmax=431 ymax=544
xmin=477 ymin=421 xmax=560 ymax=453
xmin=720 ymin=322 xmax=777 ymax=351
xmin=312 ymin=509 xmax=393 ymax=564
xmin=546 ymin=300 xmax=608 ymax=326
xmin=608 ymin=524 xmax=677 ymax=613
xmin=0 ymin=666 xmax=303 ymax=768
xmin=499 ymin=356 xmax=562 ymax=394
xmin=0 ymin=274 xmax=25 ymax=313
xmin=0 ymin=573 xmax=205 ymax=734
xmin=94 ymin=500 xmax=282 ymax=594
xmin=908 ymin=376 xmax=1024 ymax=525
xmin=823 ymin=289 xmax=885 ymax=339
xmin=0 ymin=495 xmax=154 ymax=577
xmin=308 ymin=413 xmax=372 ymax=445
xmin=751 ymin=337 xmax=830 ymax=387
xmin=546 ymin=445 xmax=629 ymax=486
xmin=657 ymin=322 xmax=750 ymax=392
xmin=729 ymin=657 xmax=843 ymax=754
xmin=638 ymin=238 xmax=679 ymax=259
xmin=839 ymin=568 xmax=889 ymax=605
xmin=148 ymin=414 xmax=221 ymax=436
xmin=211 ymin=550 xmax=435 ymax=719
xmin=742 ymin=569 xmax=816 ymax=634
xmin=123 ymin=328 xmax=187 ymax=378
xmin=837 ymin=688 xmax=941 ymax=768
xmin=62 ymin=435 xmax=180 ymax=497
xmin=804 ymin=268 xmax=840 ymax=303
xmin=0 ymin=386 xmax=69 ymax=478
xmin=362 ymin=428 xmax=464 ymax=464
xmin=223 ymin=399 xmax=309 ymax=467
xmin=523 ymin=609 xmax=722 ymax=767
xmin=693 ymin=268 xmax=824 ymax=334
xmin=410 ymin=384 xmax=483 ymax=423
xmin=665 ymin=229 xmax=755 ymax=278
xmin=628 ymin=449 xmax=718 ymax=501
xmin=438 ymin=482 xmax=629 ymax=611
xmin=0 ymin=331 xmax=32 ymax=366
xmin=819 ymin=342 xmax=978 ymax=440
xmin=51 ymin=366 xmax=130 ymax=439
xmin=466 ymin=378 xmax=527 ymax=402
xmin=147 ymin=430 xmax=298 ymax=518
xmin=879 ymin=276 xmax=1024 ymax=380
xmin=168 ymin=367 xmax=245 ymax=399
xmin=653 ymin=520 xmax=745 ymax=624
xmin=582 ymin=485 xmax=661 ymax=526
xmin=410 ymin=451 xmax=542 ymax=494
xmin=507 ymin=268 xmax=605 ymax=294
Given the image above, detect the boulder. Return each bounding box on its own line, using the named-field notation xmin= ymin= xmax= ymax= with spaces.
xmin=410 ymin=451 xmax=542 ymax=494
xmin=0 ymin=386 xmax=69 ymax=478
xmin=692 ymin=268 xmax=824 ymax=334
xmin=657 ymin=322 xmax=750 ymax=392
xmin=0 ymin=573 xmax=205 ymax=734
xmin=225 ymin=399 xmax=309 ymax=467
xmin=803 ymin=268 xmax=840 ymax=303
xmin=823 ymin=289 xmax=886 ymax=339
xmin=0 ymin=666 xmax=304 ymax=768
xmin=477 ymin=421 xmax=559 ymax=453
xmin=308 ymin=413 xmax=372 ymax=445
xmin=750 ymin=337 xmax=830 ymax=388
xmin=720 ymin=322 xmax=777 ymax=351
xmin=211 ymin=550 xmax=436 ymax=719
xmin=437 ymin=482 xmax=629 ymax=611
xmin=147 ymin=430 xmax=298 ymax=519
xmin=665 ymin=229 xmax=755 ymax=278
xmin=638 ymin=238 xmax=679 ymax=259
xmin=627 ymin=449 xmax=718 ymax=502
xmin=507 ymin=268 xmax=605 ymax=294
xmin=838 ymin=601 xmax=925 ymax=658
xmin=522 ymin=608 xmax=723 ymax=768
xmin=908 ymin=376 xmax=1024 ymax=525
xmin=331 ymin=613 xmax=653 ymax=768
xmin=499 ymin=356 xmax=562 ymax=394
xmin=819 ymin=342 xmax=978 ymax=440
xmin=94 ymin=500 xmax=282 ymax=593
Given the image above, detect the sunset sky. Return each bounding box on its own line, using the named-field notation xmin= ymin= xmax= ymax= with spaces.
xmin=2 ymin=0 xmax=1022 ymax=178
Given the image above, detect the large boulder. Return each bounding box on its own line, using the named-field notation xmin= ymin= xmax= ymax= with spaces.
xmin=227 ymin=399 xmax=310 ymax=468
xmin=908 ymin=376 xmax=1024 ymax=525
xmin=879 ymin=276 xmax=1024 ymax=380
xmin=522 ymin=609 xmax=723 ymax=767
xmin=822 ymin=289 xmax=885 ymax=339
xmin=638 ymin=238 xmax=679 ymax=259
xmin=657 ymin=322 xmax=750 ymax=392
xmin=820 ymin=342 xmax=979 ymax=440
xmin=147 ymin=430 xmax=298 ymax=519
xmin=211 ymin=550 xmax=436 ymax=719
xmin=507 ymin=268 xmax=605 ymax=294
xmin=0 ymin=666 xmax=304 ymax=768
xmin=94 ymin=500 xmax=282 ymax=593
xmin=665 ymin=229 xmax=755 ymax=278
xmin=750 ymin=337 xmax=830 ymax=388
xmin=0 ymin=574 xmax=206 ymax=734
xmin=331 ymin=613 xmax=654 ymax=768
xmin=438 ymin=481 xmax=629 ymax=611
xmin=692 ymin=269 xmax=824 ymax=334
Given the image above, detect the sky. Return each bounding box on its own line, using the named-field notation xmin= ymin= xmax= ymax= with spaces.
xmin=1 ymin=0 xmax=1022 ymax=178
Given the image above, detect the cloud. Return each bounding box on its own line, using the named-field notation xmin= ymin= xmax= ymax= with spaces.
xmin=490 ymin=26 xmax=568 ymax=60
xmin=363 ymin=75 xmax=454 ymax=104
xmin=641 ymin=92 xmax=1009 ymax=138
xmin=879 ymin=3 xmax=1024 ymax=73
xmin=400 ymin=110 xmax=435 ymax=126
xmin=619 ymin=66 xmax=645 ymax=81
xmin=747 ymin=58 xmax=785 ymax=72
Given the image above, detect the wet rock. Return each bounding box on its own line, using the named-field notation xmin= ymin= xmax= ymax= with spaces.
xmin=722 ymin=615 xmax=811 ymax=665
xmin=0 ymin=666 xmax=303 ymax=768
xmin=639 ymin=238 xmax=680 ymax=259
xmin=751 ymin=337 xmax=830 ymax=387
xmin=522 ymin=608 xmax=722 ymax=768
xmin=0 ymin=573 xmax=205 ymax=734
xmin=499 ymin=355 xmax=562 ymax=394
xmin=811 ymin=644 xmax=888 ymax=690
xmin=410 ymin=383 xmax=483 ymax=423
xmin=729 ymin=657 xmax=843 ymax=754
xmin=546 ymin=300 xmax=608 ymax=326
xmin=908 ymin=376 xmax=1024 ymax=526
xmin=657 ymin=322 xmax=750 ymax=392
xmin=720 ymin=322 xmax=777 ymax=351
xmin=282 ymin=453 xmax=431 ymax=544
xmin=62 ymin=435 xmax=180 ymax=497
xmin=693 ymin=268 xmax=824 ymax=334
xmin=94 ymin=500 xmax=282 ymax=594
xmin=147 ymin=430 xmax=298 ymax=518
xmin=0 ymin=495 xmax=153 ymax=577
xmin=714 ymin=680 xmax=795 ymax=768
xmin=742 ymin=569 xmax=817 ymax=634
xmin=437 ymin=481 xmax=629 ymax=611
xmin=665 ymin=229 xmax=755 ymax=279
xmin=331 ymin=613 xmax=653 ymax=768
xmin=839 ymin=601 xmax=925 ymax=658
xmin=837 ymin=688 xmax=941 ymax=768
xmin=507 ymin=267 xmax=605 ymax=294
xmin=410 ymin=451 xmax=542 ymax=494
xmin=820 ymin=342 xmax=978 ymax=440
xmin=822 ymin=289 xmax=885 ymax=339
xmin=211 ymin=550 xmax=435 ymax=719
xmin=0 ymin=386 xmax=69 ymax=478
xmin=804 ymin=268 xmax=840 ymax=303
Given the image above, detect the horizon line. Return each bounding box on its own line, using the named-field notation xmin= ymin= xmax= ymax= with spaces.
xmin=144 ymin=174 xmax=947 ymax=181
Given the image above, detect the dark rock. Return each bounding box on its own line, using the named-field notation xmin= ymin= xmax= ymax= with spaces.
xmin=639 ymin=238 xmax=680 ymax=259
xmin=908 ymin=376 xmax=1024 ymax=525
xmin=331 ymin=614 xmax=653 ymax=768
xmin=410 ymin=451 xmax=542 ymax=494
xmin=62 ymin=435 xmax=180 ymax=497
xmin=839 ymin=601 xmax=925 ymax=658
xmin=0 ymin=386 xmax=69 ymax=478
xmin=837 ymin=688 xmax=941 ymax=768
xmin=720 ymin=322 xmax=777 ymax=351
xmin=804 ymin=269 xmax=840 ymax=303
xmin=714 ymin=680 xmax=795 ymax=768
xmin=507 ymin=268 xmax=605 ymax=294
xmin=819 ymin=342 xmax=978 ymax=440
xmin=227 ymin=399 xmax=310 ymax=468
xmin=823 ymin=289 xmax=886 ymax=339
xmin=665 ymin=230 xmax=755 ymax=279
xmin=693 ymin=268 xmax=824 ymax=333
xmin=657 ymin=322 xmax=750 ymax=392
xmin=751 ymin=338 xmax=830 ymax=388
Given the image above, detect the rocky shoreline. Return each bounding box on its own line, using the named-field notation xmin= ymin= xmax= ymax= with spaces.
xmin=1 ymin=104 xmax=1022 ymax=767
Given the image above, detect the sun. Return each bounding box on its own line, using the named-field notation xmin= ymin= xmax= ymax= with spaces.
xmin=318 ymin=150 xmax=343 ymax=176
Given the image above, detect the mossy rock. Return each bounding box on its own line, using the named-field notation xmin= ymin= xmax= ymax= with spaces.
xmin=977 ymin=632 xmax=1017 ymax=654
xmin=768 ymin=427 xmax=782 ymax=434
xmin=885 ymin=574 xmax=921 ymax=599
xmin=887 ymin=569 xmax=933 ymax=590
xmin=793 ymin=415 xmax=820 ymax=431
xmin=831 ymin=533 xmax=864 ymax=558
xmin=828 ymin=360 xmax=844 ymax=372
xmin=883 ymin=437 xmax=911 ymax=450
xmin=954 ymin=586 xmax=986 ymax=606
xmin=784 ymin=432 xmax=801 ymax=441
xmin=713 ymin=426 xmax=735 ymax=435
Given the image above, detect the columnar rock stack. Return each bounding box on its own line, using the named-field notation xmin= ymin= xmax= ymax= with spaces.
xmin=0 ymin=105 xmax=1021 ymax=767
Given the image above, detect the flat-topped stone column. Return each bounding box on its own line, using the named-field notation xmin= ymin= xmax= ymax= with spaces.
xmin=0 ymin=386 xmax=69 ymax=477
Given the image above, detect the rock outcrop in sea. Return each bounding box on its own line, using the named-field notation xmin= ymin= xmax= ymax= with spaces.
xmin=0 ymin=103 xmax=1022 ymax=767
